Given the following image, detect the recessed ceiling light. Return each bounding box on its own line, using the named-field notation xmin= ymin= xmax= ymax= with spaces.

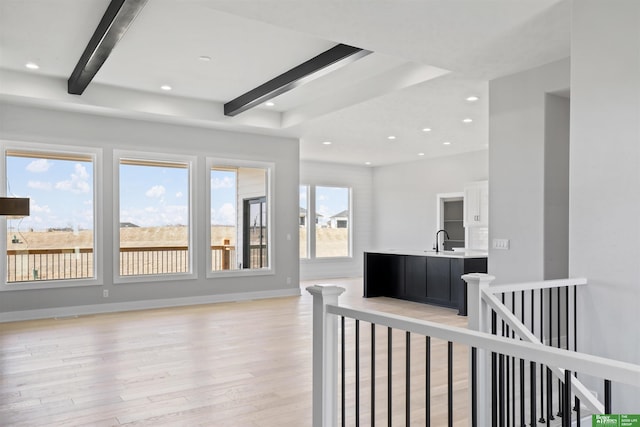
xmin=466 ymin=96 xmax=479 ymax=102
xmin=463 ymin=118 xmax=473 ymax=123
xmin=422 ymin=128 xmax=432 ymax=132
xmin=387 ymin=135 xmax=396 ymax=140
xmin=160 ymin=85 xmax=172 ymax=91
xmin=25 ymin=62 xmax=39 ymax=70
xmin=322 ymin=141 xmax=332 ymax=145
xmin=365 ymin=161 xmax=372 ymax=165
xmin=265 ymin=101 xmax=275 ymax=107
xmin=198 ymin=55 xmax=212 ymax=62
xmin=443 ymin=141 xmax=452 ymax=145
xmin=418 ymin=152 xmax=425 ymax=156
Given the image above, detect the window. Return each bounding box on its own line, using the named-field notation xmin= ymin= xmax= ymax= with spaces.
xmin=117 ymin=155 xmax=192 ymax=278
xmin=4 ymin=148 xmax=96 ymax=284
xmin=209 ymin=161 xmax=271 ymax=273
xmin=299 ymin=186 xmax=308 ymax=258
xmin=300 ymin=185 xmax=351 ymax=259
xmin=316 ymin=186 xmax=350 ymax=257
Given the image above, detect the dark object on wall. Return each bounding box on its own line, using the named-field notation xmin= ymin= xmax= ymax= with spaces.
xmin=0 ymin=197 xmax=30 ymax=217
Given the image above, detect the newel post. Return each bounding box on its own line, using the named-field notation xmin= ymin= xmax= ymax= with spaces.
xmin=307 ymin=285 xmax=346 ymax=427
xmin=462 ymin=273 xmax=496 ymax=427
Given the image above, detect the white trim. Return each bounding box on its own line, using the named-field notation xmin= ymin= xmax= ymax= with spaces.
xmin=0 ymin=140 xmax=103 ymax=289
xmin=0 ymin=287 xmax=301 ymax=323
xmin=206 ymin=157 xmax=275 ymax=276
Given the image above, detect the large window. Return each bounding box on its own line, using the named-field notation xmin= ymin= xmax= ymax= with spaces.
xmin=300 ymin=185 xmax=351 ymax=259
xmin=209 ymin=161 xmax=271 ymax=273
xmin=117 ymin=155 xmax=192 ymax=278
xmin=315 ymin=186 xmax=350 ymax=257
xmin=4 ymin=149 xmax=95 ymax=284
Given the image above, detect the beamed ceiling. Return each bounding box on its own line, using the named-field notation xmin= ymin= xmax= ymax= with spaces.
xmin=0 ymin=0 xmax=571 ymax=166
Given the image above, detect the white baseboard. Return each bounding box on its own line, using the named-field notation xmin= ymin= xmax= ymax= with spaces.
xmin=0 ymin=288 xmax=302 ymax=323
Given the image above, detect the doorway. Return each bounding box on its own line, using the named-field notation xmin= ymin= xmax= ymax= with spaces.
xmin=243 ymin=197 xmax=268 ymax=269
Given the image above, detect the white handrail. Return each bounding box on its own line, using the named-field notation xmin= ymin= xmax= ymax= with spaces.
xmin=486 ymin=277 xmax=588 ymax=294
xmin=327 ymin=304 xmax=640 ymax=387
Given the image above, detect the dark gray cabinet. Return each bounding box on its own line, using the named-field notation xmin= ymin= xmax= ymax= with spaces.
xmin=405 ymin=255 xmax=427 ymax=300
xmin=364 ymin=252 xmax=487 ymax=315
xmin=426 ymin=257 xmax=451 ymax=303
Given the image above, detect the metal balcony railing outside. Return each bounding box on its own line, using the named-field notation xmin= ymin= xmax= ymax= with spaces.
xmin=6 ymin=244 xmax=265 ymax=282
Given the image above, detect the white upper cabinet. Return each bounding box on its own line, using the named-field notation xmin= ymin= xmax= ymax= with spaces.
xmin=464 ymin=180 xmax=489 ymax=227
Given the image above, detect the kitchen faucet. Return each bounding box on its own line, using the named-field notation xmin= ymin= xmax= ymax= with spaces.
xmin=435 ymin=229 xmax=450 ymax=253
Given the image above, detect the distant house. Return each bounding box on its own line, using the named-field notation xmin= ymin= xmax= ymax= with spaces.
xmin=329 ymin=210 xmax=349 ymax=229
xmin=299 ymin=207 xmax=322 ymax=226
xmin=120 ymin=222 xmax=139 ymax=228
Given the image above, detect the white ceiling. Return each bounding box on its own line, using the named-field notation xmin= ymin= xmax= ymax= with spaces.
xmin=0 ymin=0 xmax=571 ymax=166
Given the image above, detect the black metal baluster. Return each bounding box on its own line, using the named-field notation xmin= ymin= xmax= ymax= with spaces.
xmin=499 ymin=353 xmax=505 ymax=427
xmin=604 ymin=380 xmax=611 ymax=414
xmin=448 ymin=341 xmax=453 ymax=427
xmin=520 ymin=359 xmax=525 ymax=427
xmin=492 ymin=311 xmax=498 ymax=427
xmin=426 ymin=336 xmax=431 ymax=427
xmin=573 ymin=285 xmax=579 ymax=416
xmin=472 ymin=347 xmax=478 ymax=427
xmin=563 ymin=370 xmax=572 ymax=427
xmin=388 ymin=327 xmax=392 ymax=427
xmin=520 ymin=291 xmax=525 ymax=427
xmin=530 ymin=361 xmax=537 ymax=427
xmin=371 ymin=323 xmax=375 ymax=427
xmin=512 ymin=292 xmax=516 ymax=427
xmin=342 ymin=316 xmax=346 ymax=427
xmin=557 ymin=287 xmax=563 ymax=418
xmin=500 ymin=295 xmax=505 ymax=427
xmin=548 ymin=288 xmax=554 ymax=421
xmin=406 ymin=332 xmax=410 ymax=427
xmin=538 ymin=289 xmax=546 ymax=423
xmin=356 ymin=319 xmax=360 ymax=427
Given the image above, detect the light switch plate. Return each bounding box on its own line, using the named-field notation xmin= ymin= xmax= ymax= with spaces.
xmin=493 ymin=238 xmax=510 ymax=250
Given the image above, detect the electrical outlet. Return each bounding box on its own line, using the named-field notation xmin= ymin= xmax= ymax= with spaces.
xmin=103 ymin=289 xmax=109 ymax=298
xmin=286 ymin=277 xmax=292 ymax=285
xmin=493 ymin=238 xmax=510 ymax=250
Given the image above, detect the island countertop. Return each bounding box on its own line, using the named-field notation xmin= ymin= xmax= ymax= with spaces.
xmin=365 ymin=249 xmax=488 ymax=259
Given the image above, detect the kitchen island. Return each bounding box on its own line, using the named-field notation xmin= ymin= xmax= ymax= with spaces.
xmin=364 ymin=250 xmax=488 ymax=315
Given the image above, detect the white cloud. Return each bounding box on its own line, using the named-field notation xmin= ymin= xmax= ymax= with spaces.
xmin=175 ymin=191 xmax=183 ymax=198
xmin=55 ymin=163 xmax=91 ymax=193
xmin=31 ymin=203 xmax=51 ymax=214
xmin=26 ymin=159 xmax=52 ymax=173
xmin=145 ymin=185 xmax=166 ymax=198
xmin=28 ymin=180 xmax=53 ymax=191
xmin=211 ymin=176 xmax=234 ymax=189
xmin=212 ymin=203 xmax=236 ymax=225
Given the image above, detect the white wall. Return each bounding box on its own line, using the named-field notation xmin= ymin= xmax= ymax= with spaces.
xmin=544 ymin=94 xmax=570 ymax=280
xmin=488 ymin=58 xmax=569 ymax=284
xmin=0 ymin=102 xmax=300 ymax=320
xmin=372 ymin=150 xmax=488 ymax=251
xmin=300 ymin=160 xmax=373 ymax=280
xmin=570 ymin=0 xmax=640 ymax=411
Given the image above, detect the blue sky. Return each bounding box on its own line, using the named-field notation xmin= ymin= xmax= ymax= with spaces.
xmin=211 ymin=169 xmax=236 ymax=226
xmin=7 ymin=155 xmax=346 ymax=230
xmin=7 ymin=156 xmax=94 ymax=231
xmin=119 ymin=164 xmax=189 ymax=227
xmin=301 ymin=186 xmax=349 ymax=225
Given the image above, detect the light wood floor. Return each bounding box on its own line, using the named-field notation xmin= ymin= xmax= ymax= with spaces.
xmin=0 ymin=278 xmax=470 ymax=426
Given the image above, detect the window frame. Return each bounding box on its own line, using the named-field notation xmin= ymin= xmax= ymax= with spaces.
xmin=0 ymin=141 xmax=103 ymax=291
xmin=113 ymin=150 xmax=197 ymax=284
xmin=206 ymin=157 xmax=275 ymax=278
